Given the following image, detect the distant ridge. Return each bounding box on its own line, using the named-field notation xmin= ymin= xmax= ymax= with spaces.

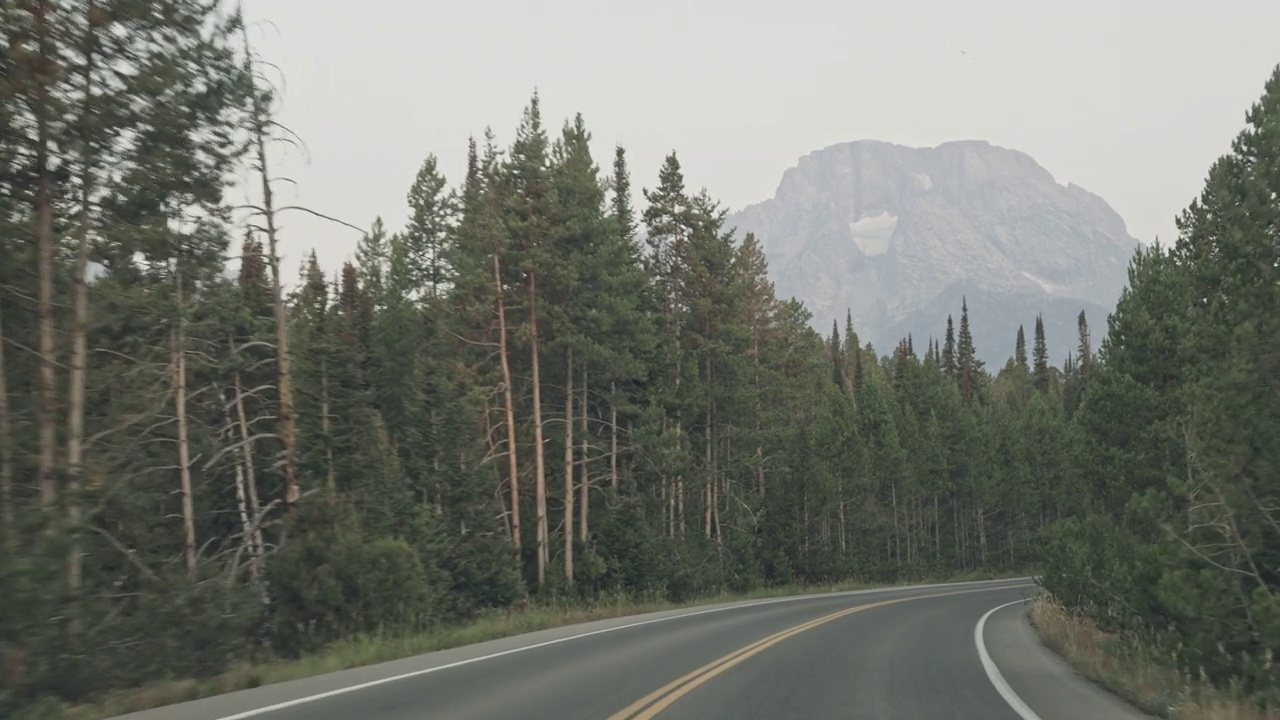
xmin=725 ymin=139 xmax=1141 ymax=366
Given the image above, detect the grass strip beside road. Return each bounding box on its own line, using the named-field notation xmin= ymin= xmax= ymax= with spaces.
xmin=22 ymin=570 xmax=1024 ymax=720
xmin=1028 ymin=597 xmax=1278 ymax=720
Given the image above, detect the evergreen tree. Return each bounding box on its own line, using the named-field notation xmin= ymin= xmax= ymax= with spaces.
xmin=956 ymin=298 xmax=976 ymax=403
xmin=1032 ymin=314 xmax=1049 ymax=392
xmin=6 ymin=29 xmax=1275 ymax=715
xmin=942 ymin=315 xmax=956 ymax=378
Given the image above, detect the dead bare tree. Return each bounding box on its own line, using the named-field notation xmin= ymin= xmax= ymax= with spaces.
xmin=66 ymin=0 xmax=100 ymax=592
xmin=171 ymin=265 xmax=196 ymax=578
xmin=563 ymin=349 xmax=574 ymax=584
xmin=240 ymin=27 xmax=299 ymax=512
xmin=494 ymin=254 xmax=521 ymax=558
xmin=0 ymin=300 xmax=13 ymax=547
xmin=28 ymin=0 xmax=59 ymax=513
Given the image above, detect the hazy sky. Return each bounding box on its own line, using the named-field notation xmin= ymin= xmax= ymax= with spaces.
xmin=238 ymin=0 xmax=1280 ymax=280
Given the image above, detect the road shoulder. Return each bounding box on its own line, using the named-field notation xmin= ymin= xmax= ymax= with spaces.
xmin=982 ymin=599 xmax=1156 ymax=720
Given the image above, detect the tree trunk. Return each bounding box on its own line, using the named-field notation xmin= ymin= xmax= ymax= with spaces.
xmin=677 ymin=475 xmax=685 ymax=537
xmin=936 ymin=491 xmax=947 ymax=561
xmin=837 ymin=494 xmax=847 ymax=556
xmin=578 ymin=366 xmax=588 ymax=544
xmin=704 ymin=418 xmax=713 ymax=539
xmin=529 ymin=272 xmax=549 ymax=588
xmin=752 ymin=328 xmax=765 ymax=497
xmin=609 ymin=381 xmax=619 ymax=494
xmin=246 ymin=47 xmax=299 ymax=511
xmin=802 ymin=490 xmax=810 ymax=555
xmin=978 ymin=505 xmax=988 ymax=565
xmin=664 ymin=414 xmax=673 ymax=537
xmin=66 ymin=0 xmax=97 ymax=591
xmin=891 ymin=479 xmax=900 ymax=566
xmin=494 ymin=254 xmax=521 ymax=556
xmin=33 ymin=0 xmax=58 ymax=513
xmin=757 ymin=446 xmax=766 ymax=496
xmin=704 ymin=357 xmax=714 ymax=540
xmin=320 ymin=357 xmax=336 ymax=497
xmin=173 ymin=276 xmax=197 ymax=578
xmin=953 ymin=499 xmax=960 ymax=567
xmin=223 ymin=391 xmax=256 ymax=580
xmin=485 ymin=399 xmax=513 ymax=544
xmin=563 ymin=349 xmax=574 ymax=585
xmin=232 ymin=365 xmax=264 ymax=577
xmin=0 ymin=302 xmax=13 ymax=547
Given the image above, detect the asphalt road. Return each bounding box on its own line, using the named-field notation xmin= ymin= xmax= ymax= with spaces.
xmin=116 ymin=577 xmax=1154 ymax=720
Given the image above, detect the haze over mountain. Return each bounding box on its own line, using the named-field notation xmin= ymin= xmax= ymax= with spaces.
xmin=725 ymin=139 xmax=1143 ymax=369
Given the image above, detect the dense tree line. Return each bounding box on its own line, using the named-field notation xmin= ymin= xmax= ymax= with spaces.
xmin=2 ymin=2 xmax=1271 ymax=715
xmin=1040 ymin=65 xmax=1280 ymax=707
xmin=0 ymin=3 xmax=1075 ymax=712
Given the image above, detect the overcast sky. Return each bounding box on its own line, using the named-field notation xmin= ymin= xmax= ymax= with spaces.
xmin=238 ymin=0 xmax=1280 ymax=280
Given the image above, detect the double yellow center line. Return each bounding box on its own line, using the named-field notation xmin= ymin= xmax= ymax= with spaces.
xmin=607 ymin=582 xmax=1035 ymax=720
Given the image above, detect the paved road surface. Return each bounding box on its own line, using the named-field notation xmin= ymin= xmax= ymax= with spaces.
xmin=116 ymin=578 xmax=1153 ymax=720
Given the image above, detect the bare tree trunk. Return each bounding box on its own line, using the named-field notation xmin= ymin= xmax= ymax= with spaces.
xmin=704 ymin=355 xmax=714 ymax=540
xmin=232 ymin=366 xmax=264 ymax=576
xmin=664 ymin=415 xmax=673 ymax=537
xmin=563 ymin=349 xmax=574 ymax=585
xmin=173 ymin=275 xmax=196 ymax=578
xmin=578 ymin=366 xmax=588 ymax=544
xmin=494 ymin=255 xmax=520 ymax=557
xmin=529 ymin=273 xmax=548 ymax=588
xmin=609 ymin=381 xmax=618 ymax=494
xmin=704 ymin=416 xmax=712 ymax=539
xmin=716 ymin=465 xmax=726 ymax=545
xmin=677 ymin=478 xmax=685 ymax=537
xmin=934 ymin=493 xmax=941 ymax=561
xmin=891 ymin=479 xmax=900 ymax=566
xmin=837 ymin=495 xmax=847 ymax=556
xmin=752 ymin=329 xmax=765 ymax=497
xmin=0 ymin=302 xmax=13 ymax=546
xmin=977 ymin=505 xmax=988 ymax=565
xmin=485 ymin=399 xmax=513 ymax=543
xmin=223 ymin=391 xmax=256 ymax=580
xmin=33 ymin=0 xmax=58 ymax=513
xmin=1007 ymin=525 xmax=1015 ymax=567
xmin=703 ymin=483 xmax=712 ymax=539
xmin=673 ymin=322 xmax=684 ymax=537
xmin=666 ymin=482 xmax=674 ymax=537
xmin=66 ymin=0 xmax=97 ymax=591
xmin=953 ymin=501 xmax=960 ymax=566
xmin=245 ymin=40 xmax=299 ymax=511
xmin=803 ymin=490 xmax=810 ymax=555
xmin=320 ymin=357 xmax=336 ymax=496
xmin=756 ymin=447 xmax=765 ymax=496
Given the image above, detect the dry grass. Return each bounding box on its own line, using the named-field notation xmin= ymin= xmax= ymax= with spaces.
xmin=1028 ymin=596 xmax=1278 ymax=720
xmin=20 ymin=570 xmax=1025 ymax=720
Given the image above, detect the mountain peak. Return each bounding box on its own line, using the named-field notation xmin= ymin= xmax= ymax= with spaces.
xmin=726 ymin=140 xmax=1140 ymax=367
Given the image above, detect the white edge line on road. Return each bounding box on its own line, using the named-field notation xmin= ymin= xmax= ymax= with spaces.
xmin=206 ymin=577 xmax=1029 ymax=720
xmin=975 ymin=598 xmax=1044 ymax=720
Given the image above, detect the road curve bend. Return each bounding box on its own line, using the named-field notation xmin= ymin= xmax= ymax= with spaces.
xmin=113 ymin=577 xmax=1153 ymax=720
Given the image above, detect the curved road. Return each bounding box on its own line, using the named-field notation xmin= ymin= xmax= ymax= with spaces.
xmin=117 ymin=578 xmax=1152 ymax=720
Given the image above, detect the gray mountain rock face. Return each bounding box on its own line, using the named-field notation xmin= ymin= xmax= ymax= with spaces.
xmin=725 ymin=139 xmax=1142 ymax=368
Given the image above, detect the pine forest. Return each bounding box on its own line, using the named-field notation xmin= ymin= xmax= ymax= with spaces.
xmin=0 ymin=2 xmax=1277 ymax=716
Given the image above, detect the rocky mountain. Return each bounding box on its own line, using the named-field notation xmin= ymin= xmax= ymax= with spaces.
xmin=725 ymin=139 xmax=1142 ymax=369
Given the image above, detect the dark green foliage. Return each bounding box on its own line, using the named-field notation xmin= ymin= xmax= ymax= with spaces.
xmin=3 ymin=5 xmax=1277 ymax=712
xmin=1032 ymin=314 xmax=1049 ymax=392
xmin=265 ymin=500 xmax=446 ymax=656
xmin=1040 ymin=64 xmax=1280 ymax=708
